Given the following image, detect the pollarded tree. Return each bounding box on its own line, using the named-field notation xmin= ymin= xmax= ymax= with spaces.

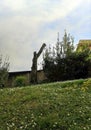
xmin=31 ymin=43 xmax=46 ymax=84
xmin=0 ymin=55 xmax=9 ymax=87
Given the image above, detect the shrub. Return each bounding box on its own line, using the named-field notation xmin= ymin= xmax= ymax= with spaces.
xmin=81 ymin=78 xmax=91 ymax=92
xmin=75 ymin=79 xmax=84 ymax=86
xmin=14 ymin=76 xmax=27 ymax=87
xmin=0 ymin=55 xmax=9 ymax=88
xmin=43 ymin=50 xmax=91 ymax=82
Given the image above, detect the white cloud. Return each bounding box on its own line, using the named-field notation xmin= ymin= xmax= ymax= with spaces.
xmin=1 ymin=0 xmax=26 ymax=11
xmin=0 ymin=0 xmax=91 ymax=71
xmin=22 ymin=0 xmax=85 ymax=22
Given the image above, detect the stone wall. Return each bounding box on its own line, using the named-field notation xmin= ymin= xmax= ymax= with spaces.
xmin=8 ymin=70 xmax=46 ymax=87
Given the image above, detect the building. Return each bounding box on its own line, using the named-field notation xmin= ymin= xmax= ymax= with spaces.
xmin=76 ymin=40 xmax=91 ymax=52
xmin=8 ymin=70 xmax=46 ymax=87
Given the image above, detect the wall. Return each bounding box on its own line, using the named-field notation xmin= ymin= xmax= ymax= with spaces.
xmin=8 ymin=70 xmax=46 ymax=87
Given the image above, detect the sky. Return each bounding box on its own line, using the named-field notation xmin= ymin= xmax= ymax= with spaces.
xmin=0 ymin=0 xmax=91 ymax=72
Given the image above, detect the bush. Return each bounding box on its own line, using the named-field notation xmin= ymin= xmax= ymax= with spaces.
xmin=43 ymin=50 xmax=91 ymax=82
xmin=14 ymin=76 xmax=27 ymax=87
xmin=0 ymin=55 xmax=9 ymax=87
xmin=75 ymin=79 xmax=84 ymax=86
xmin=81 ymin=78 xmax=91 ymax=92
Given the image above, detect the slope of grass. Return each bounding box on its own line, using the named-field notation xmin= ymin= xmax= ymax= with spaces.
xmin=0 ymin=79 xmax=91 ymax=130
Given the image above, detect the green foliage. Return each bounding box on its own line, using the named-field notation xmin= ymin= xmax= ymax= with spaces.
xmin=43 ymin=31 xmax=75 ymax=82
xmin=62 ymin=30 xmax=74 ymax=57
xmin=44 ymin=31 xmax=74 ymax=59
xmin=43 ymin=31 xmax=91 ymax=82
xmin=63 ymin=51 xmax=90 ymax=79
xmin=76 ymin=40 xmax=91 ymax=52
xmin=0 ymin=78 xmax=91 ymax=129
xmin=0 ymin=55 xmax=9 ymax=87
xmin=14 ymin=76 xmax=27 ymax=87
xmin=81 ymin=78 xmax=91 ymax=92
xmin=43 ymin=50 xmax=91 ymax=82
xmin=74 ymin=79 xmax=84 ymax=86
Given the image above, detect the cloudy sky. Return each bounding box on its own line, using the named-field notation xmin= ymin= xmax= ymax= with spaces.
xmin=0 ymin=0 xmax=91 ymax=72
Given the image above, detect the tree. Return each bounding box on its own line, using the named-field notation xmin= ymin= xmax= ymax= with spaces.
xmin=57 ymin=50 xmax=90 ymax=80
xmin=62 ymin=30 xmax=74 ymax=57
xmin=43 ymin=31 xmax=75 ymax=82
xmin=0 ymin=55 xmax=9 ymax=88
xmin=43 ymin=31 xmax=91 ymax=82
xmin=31 ymin=43 xmax=46 ymax=84
xmin=55 ymin=31 xmax=74 ymax=59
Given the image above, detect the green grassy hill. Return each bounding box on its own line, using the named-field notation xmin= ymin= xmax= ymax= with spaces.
xmin=0 ymin=79 xmax=91 ymax=130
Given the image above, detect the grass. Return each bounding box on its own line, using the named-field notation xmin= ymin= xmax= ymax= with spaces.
xmin=0 ymin=78 xmax=91 ymax=130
